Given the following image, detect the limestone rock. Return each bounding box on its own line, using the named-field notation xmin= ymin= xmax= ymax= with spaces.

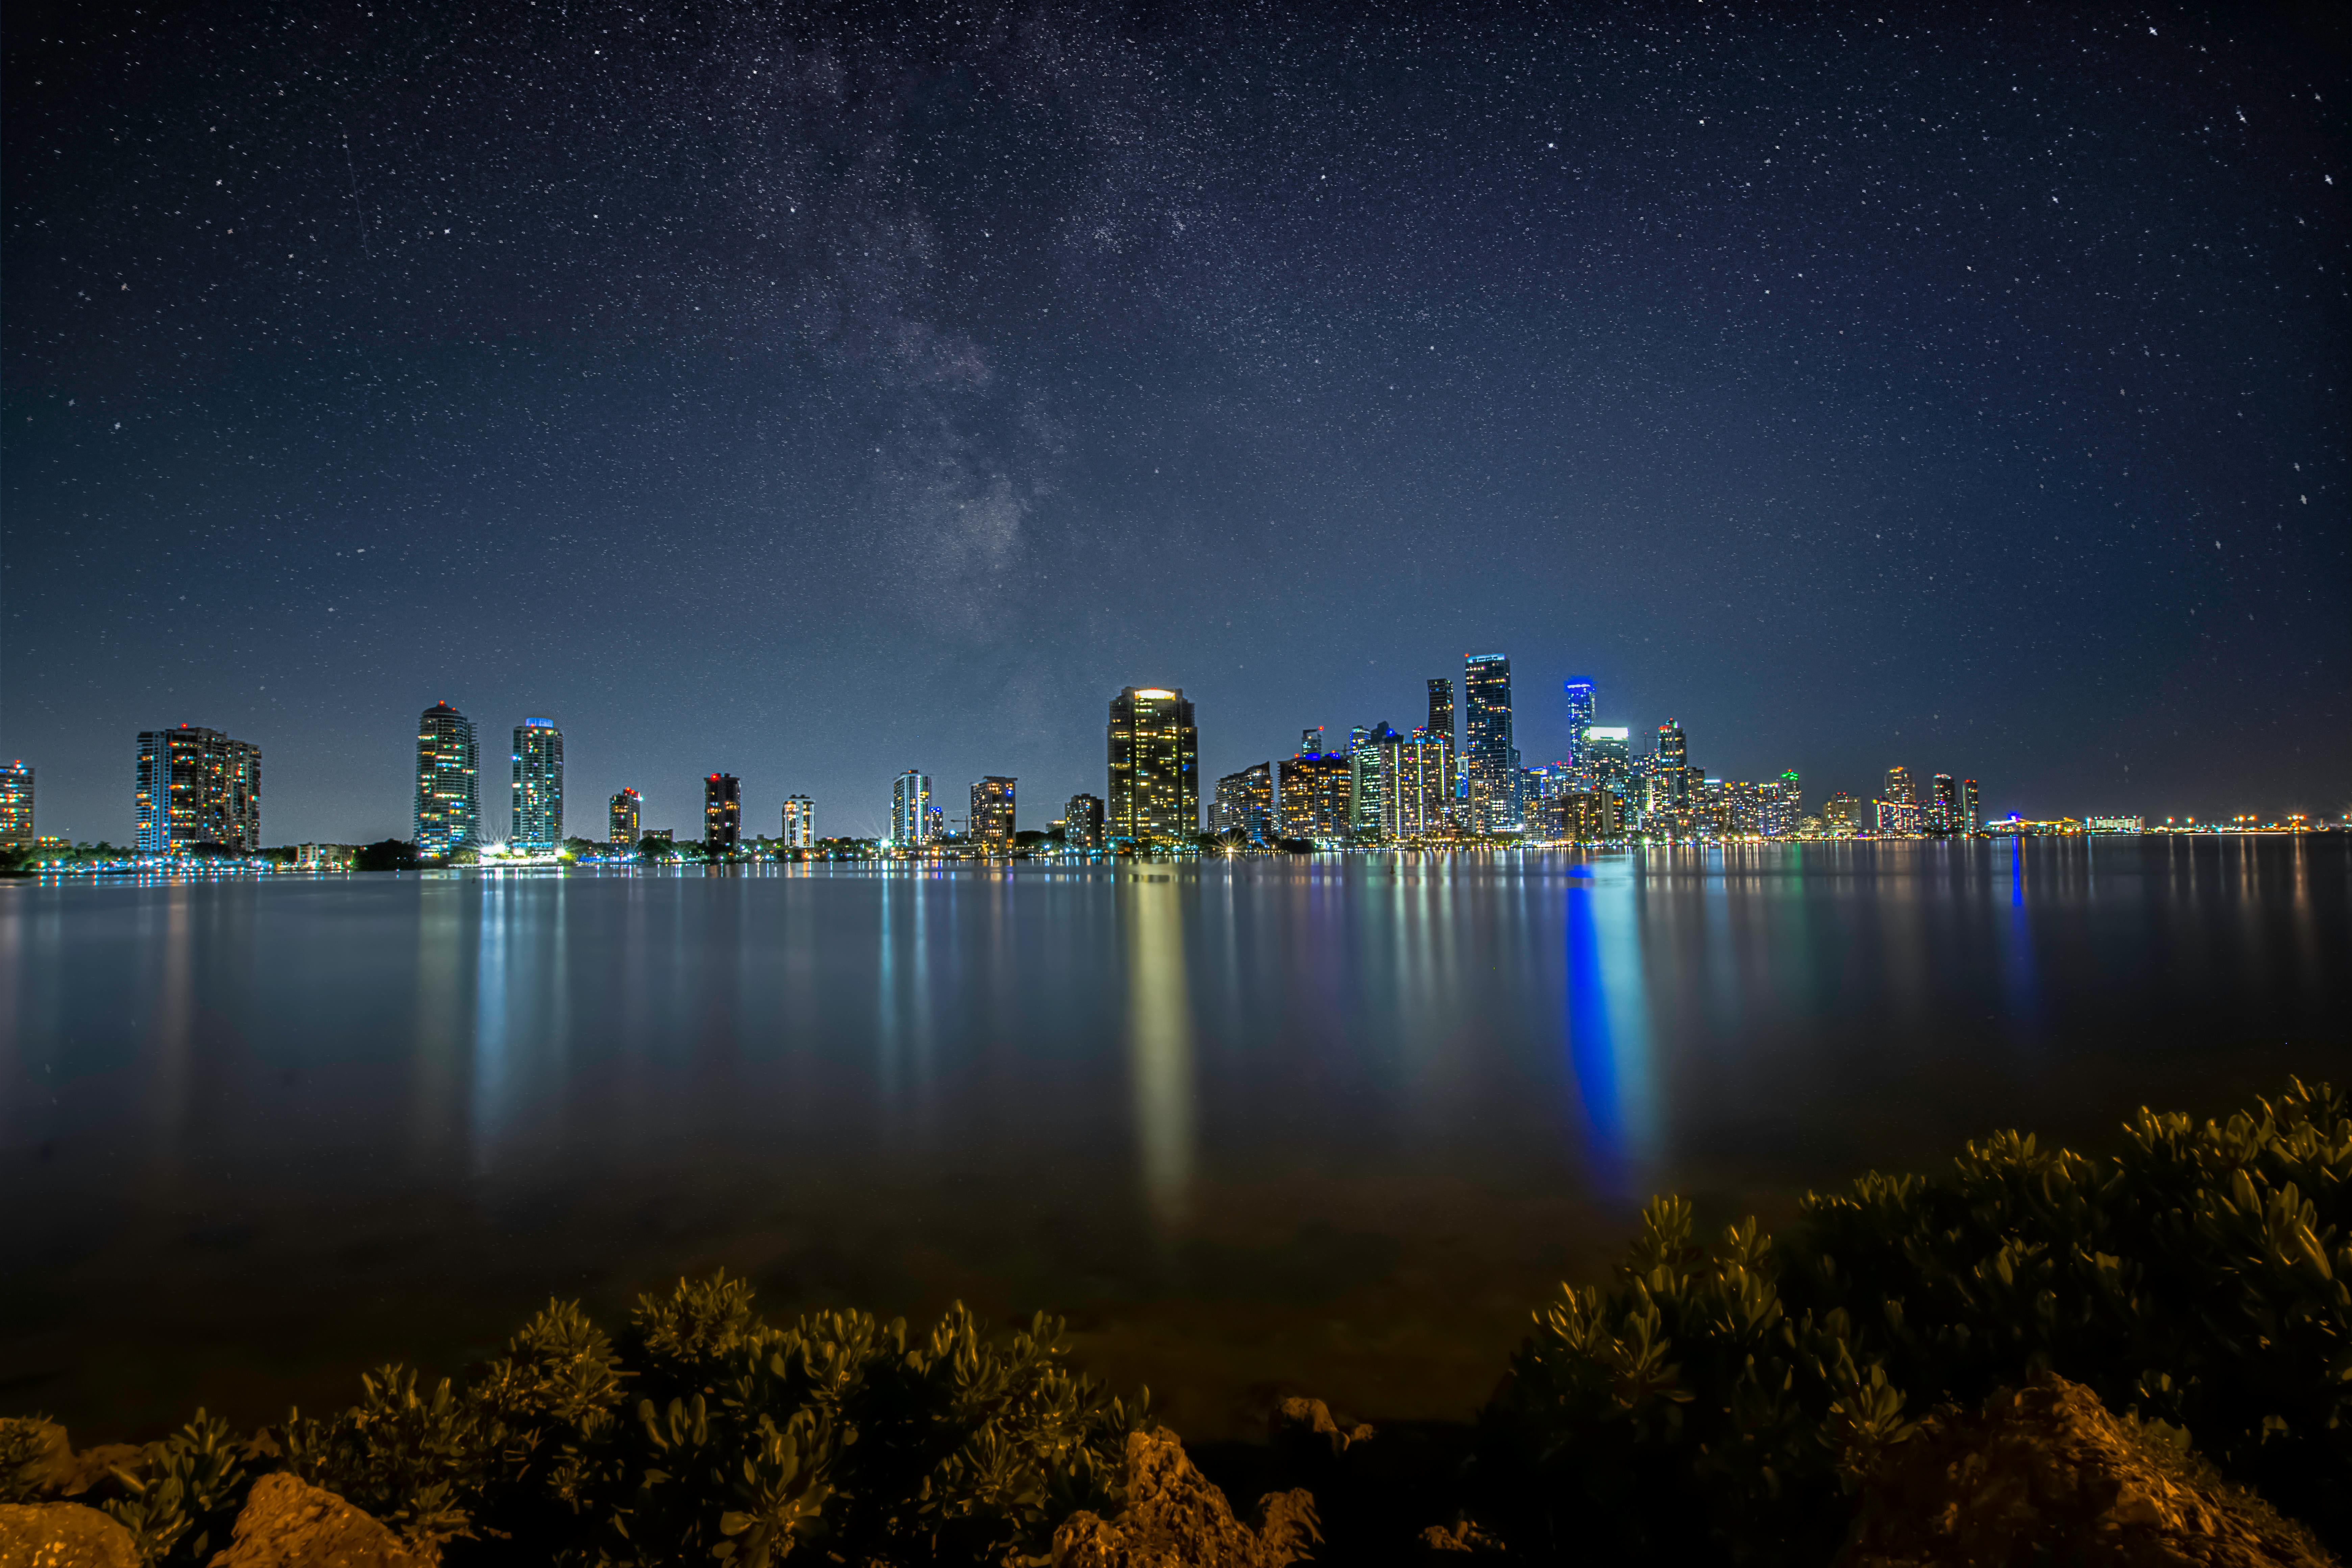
xmin=1052 ymin=1426 xmax=1320 ymax=1568
xmin=205 ymin=1473 xmax=426 ymax=1568
xmin=1271 ymin=1398 xmax=1374 ymax=1458
xmin=1838 ymin=1372 xmax=2334 ymax=1568
xmin=0 ymin=1501 xmax=138 ymax=1568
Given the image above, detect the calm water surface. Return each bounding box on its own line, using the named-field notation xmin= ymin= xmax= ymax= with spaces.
xmin=2 ymin=839 xmax=2345 ymax=1439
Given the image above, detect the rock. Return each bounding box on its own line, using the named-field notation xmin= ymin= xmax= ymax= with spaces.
xmin=1052 ymin=1426 xmax=1320 ymax=1568
xmin=1415 ymin=1518 xmax=1505 ymax=1556
xmin=1837 ymin=1372 xmax=2334 ymax=1568
xmin=0 ymin=1501 xmax=138 ymax=1568
xmin=1270 ymin=1399 xmax=1374 ymax=1459
xmin=205 ymin=1473 xmax=427 ymax=1568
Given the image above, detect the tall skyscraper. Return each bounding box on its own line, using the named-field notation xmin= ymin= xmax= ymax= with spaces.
xmin=609 ymin=788 xmax=641 ymax=846
xmin=1276 ymin=751 xmax=1348 ymax=842
xmin=1587 ymin=729 xmax=1632 ymax=804
xmin=1928 ymin=773 xmax=1958 ymax=833
xmin=971 ymin=777 xmax=1016 ymax=850
xmin=510 ymin=718 xmax=564 ymax=849
xmin=1424 ymin=678 xmax=1457 ymax=829
xmin=0 ymin=761 xmax=32 ymax=848
xmin=782 ymin=795 xmax=814 ymax=849
xmin=1463 ymin=654 xmax=1516 ymax=833
xmin=1562 ymin=680 xmax=1596 ymax=784
xmin=1656 ymin=719 xmax=1690 ymax=822
xmin=704 ymin=774 xmax=741 ymax=852
xmin=892 ymin=771 xmax=933 ymax=847
xmin=1064 ymin=793 xmax=1105 ymax=852
xmin=1389 ymin=730 xmax=1452 ymax=840
xmin=1107 ymin=686 xmax=1198 ymax=843
xmin=1213 ymin=762 xmax=1275 ymax=843
xmin=1885 ymin=766 xmax=1915 ymax=807
xmin=1959 ymin=778 xmax=1982 ymax=834
xmin=414 ymin=703 xmax=480 ymax=856
xmin=1349 ymin=722 xmax=1399 ymax=840
xmin=138 ymin=725 xmax=262 ymax=854
xmin=1823 ymin=793 xmax=1861 ymax=835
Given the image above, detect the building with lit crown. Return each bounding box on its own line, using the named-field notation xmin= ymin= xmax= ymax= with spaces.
xmin=892 ymin=771 xmax=933 ymax=848
xmin=138 ymin=724 xmax=262 ymax=854
xmin=1107 ymin=687 xmax=1198 ymax=843
xmin=0 ymin=761 xmax=32 ymax=848
xmin=971 ymin=777 xmax=1016 ymax=851
xmin=609 ymin=789 xmax=641 ymax=846
xmin=705 ymin=774 xmax=741 ymax=852
xmin=511 ymin=718 xmax=564 ymax=850
xmin=1276 ymin=751 xmax=1348 ymax=842
xmin=782 ymin=795 xmax=813 ymax=849
xmin=414 ymin=703 xmax=480 ymax=856
xmin=1463 ymin=654 xmax=1517 ymax=833
xmin=1563 ymin=680 xmax=1596 ymax=787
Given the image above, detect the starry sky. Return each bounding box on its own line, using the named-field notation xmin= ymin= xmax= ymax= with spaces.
xmin=4 ymin=0 xmax=2346 ymax=844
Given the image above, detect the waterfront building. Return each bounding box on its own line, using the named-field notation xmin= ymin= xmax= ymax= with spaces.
xmin=971 ymin=777 xmax=1016 ymax=851
xmin=1348 ymin=722 xmax=1400 ymax=840
xmin=1276 ymin=752 xmax=1348 ymax=842
xmin=782 ymin=795 xmax=814 ymax=849
xmin=414 ymin=703 xmax=480 ymax=856
xmin=510 ymin=718 xmax=564 ymax=850
xmin=1775 ymin=771 xmax=1803 ymax=837
xmin=1553 ymin=790 xmax=1620 ymax=841
xmin=1563 ymin=680 xmax=1596 ymax=786
xmin=1423 ymin=679 xmax=1459 ymax=832
xmin=608 ymin=789 xmax=641 ymax=846
xmin=1885 ymin=766 xmax=1916 ymax=810
xmin=891 ymin=771 xmax=933 ymax=847
xmin=1386 ymin=730 xmax=1452 ymax=840
xmin=1959 ymin=778 xmax=1981 ymax=833
xmin=1463 ymin=654 xmax=1516 ymax=833
xmin=1585 ymin=726 xmax=1632 ymax=819
xmin=0 ymin=761 xmax=31 ymax=847
xmin=1823 ymin=792 xmax=1861 ymax=836
xmin=1107 ymin=687 xmax=1199 ymax=843
xmin=644 ymin=828 xmax=674 ymax=844
xmin=139 ymin=724 xmax=263 ymax=854
xmin=1065 ymin=793 xmax=1105 ymax=852
xmin=705 ymin=774 xmax=741 ymax=852
xmin=1213 ymin=763 xmax=1275 ymax=843
xmin=1875 ymin=798 xmax=1920 ymax=835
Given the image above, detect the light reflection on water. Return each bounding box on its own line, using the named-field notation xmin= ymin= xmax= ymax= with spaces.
xmin=0 ymin=838 xmax=2344 ymax=1435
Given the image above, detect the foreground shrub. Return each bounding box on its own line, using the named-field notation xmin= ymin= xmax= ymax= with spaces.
xmin=1479 ymin=1078 xmax=2350 ymax=1564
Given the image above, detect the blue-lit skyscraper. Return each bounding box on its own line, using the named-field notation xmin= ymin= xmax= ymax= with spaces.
xmin=1563 ymin=680 xmax=1596 ymax=786
xmin=414 ymin=703 xmax=479 ymax=856
xmin=511 ymin=717 xmax=563 ymax=849
xmin=1464 ymin=653 xmax=1517 ymax=833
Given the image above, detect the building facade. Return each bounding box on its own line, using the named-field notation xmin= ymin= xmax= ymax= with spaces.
xmin=1463 ymin=654 xmax=1516 ymax=833
xmin=891 ymin=771 xmax=933 ymax=848
xmin=0 ymin=761 xmax=31 ymax=848
xmin=1959 ymin=778 xmax=1981 ymax=834
xmin=609 ymin=788 xmax=641 ymax=846
xmin=705 ymin=774 xmax=741 ymax=852
xmin=138 ymin=725 xmax=262 ymax=854
xmin=971 ymin=777 xmax=1016 ymax=850
xmin=1387 ymin=731 xmax=1453 ymax=840
xmin=511 ymin=718 xmax=564 ymax=849
xmin=1064 ymin=793 xmax=1105 ymax=852
xmin=1562 ymin=679 xmax=1596 ymax=787
xmin=1276 ymin=752 xmax=1348 ymax=842
xmin=782 ymin=795 xmax=814 ymax=849
xmin=1107 ymin=687 xmax=1198 ymax=843
xmin=414 ymin=703 xmax=480 ymax=856
xmin=1212 ymin=762 xmax=1275 ymax=843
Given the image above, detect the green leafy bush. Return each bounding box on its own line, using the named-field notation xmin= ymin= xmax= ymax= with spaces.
xmin=1479 ymin=1079 xmax=2350 ymax=1563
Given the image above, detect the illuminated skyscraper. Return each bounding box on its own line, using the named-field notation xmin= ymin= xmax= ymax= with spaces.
xmin=1563 ymin=680 xmax=1596 ymax=785
xmin=1885 ymin=766 xmax=1915 ymax=808
xmin=609 ymin=789 xmax=641 ymax=846
xmin=1586 ymin=727 xmax=1632 ymax=824
xmin=1349 ymin=722 xmax=1399 ymax=840
xmin=704 ymin=774 xmax=741 ymax=852
xmin=1276 ymin=751 xmax=1348 ymax=842
xmin=1388 ymin=730 xmax=1453 ymax=840
xmin=1823 ymin=793 xmax=1861 ymax=836
xmin=1298 ymin=726 xmax=1325 ymax=757
xmin=1424 ymin=678 xmax=1457 ymax=830
xmin=1213 ymin=762 xmax=1275 ymax=843
xmin=137 ymin=725 xmax=262 ymax=854
xmin=1656 ymin=719 xmax=1690 ymax=826
xmin=1107 ymin=686 xmax=1198 ymax=843
xmin=1959 ymin=778 xmax=1981 ymax=834
xmin=1928 ymin=774 xmax=1957 ymax=833
xmin=414 ymin=703 xmax=480 ymax=856
xmin=510 ymin=718 xmax=564 ymax=850
xmin=891 ymin=771 xmax=933 ymax=847
xmin=0 ymin=761 xmax=31 ymax=848
xmin=971 ymin=776 xmax=1016 ymax=850
xmin=782 ymin=795 xmax=813 ymax=849
xmin=1463 ymin=653 xmax=1516 ymax=833
xmin=1064 ymin=793 xmax=1105 ymax=852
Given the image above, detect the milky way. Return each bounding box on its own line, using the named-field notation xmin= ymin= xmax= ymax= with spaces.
xmin=5 ymin=0 xmax=2345 ymax=840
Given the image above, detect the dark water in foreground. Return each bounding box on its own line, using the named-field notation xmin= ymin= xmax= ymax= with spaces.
xmin=2 ymin=838 xmax=2345 ymax=1440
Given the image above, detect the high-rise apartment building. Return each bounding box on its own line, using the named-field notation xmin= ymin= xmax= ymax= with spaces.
xmin=1298 ymin=727 xmax=1325 ymax=757
xmin=782 ymin=795 xmax=814 ymax=849
xmin=1276 ymin=752 xmax=1348 ymax=842
xmin=609 ymin=789 xmax=641 ymax=846
xmin=1927 ymin=774 xmax=1958 ymax=833
xmin=510 ymin=718 xmax=564 ymax=849
xmin=1388 ymin=731 xmax=1453 ymax=840
xmin=0 ymin=761 xmax=32 ymax=848
xmin=1562 ymin=680 xmax=1596 ymax=785
xmin=971 ymin=777 xmax=1016 ymax=850
xmin=1823 ymin=793 xmax=1861 ymax=836
xmin=415 ymin=703 xmax=480 ymax=856
xmin=138 ymin=725 xmax=262 ymax=854
xmin=1885 ymin=766 xmax=1915 ymax=808
xmin=891 ymin=771 xmax=933 ymax=847
xmin=1213 ymin=763 xmax=1275 ymax=843
xmin=705 ymin=774 xmax=741 ymax=852
xmin=1349 ymin=722 xmax=1399 ymax=840
xmin=1585 ymin=727 xmax=1632 ymax=823
xmin=1959 ymin=778 xmax=1981 ymax=834
xmin=1463 ymin=654 xmax=1516 ymax=833
xmin=1424 ymin=679 xmax=1457 ymax=830
xmin=1064 ymin=793 xmax=1105 ymax=852
xmin=1655 ymin=720 xmax=1690 ymax=828
xmin=1107 ymin=687 xmax=1198 ymax=843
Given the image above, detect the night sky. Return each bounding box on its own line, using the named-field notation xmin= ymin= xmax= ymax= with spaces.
xmin=4 ymin=0 xmax=2346 ymax=845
